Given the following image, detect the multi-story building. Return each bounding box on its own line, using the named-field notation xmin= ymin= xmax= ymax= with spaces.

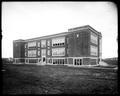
xmin=13 ymin=25 xmax=102 ymax=66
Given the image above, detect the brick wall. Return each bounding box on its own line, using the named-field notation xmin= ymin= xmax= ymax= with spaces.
xmin=67 ymin=29 xmax=90 ymax=57
xmin=13 ymin=41 xmax=25 ymax=58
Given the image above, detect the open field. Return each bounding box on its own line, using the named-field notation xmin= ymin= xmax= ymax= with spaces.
xmin=2 ymin=64 xmax=118 ymax=94
xmin=103 ymin=59 xmax=118 ymax=66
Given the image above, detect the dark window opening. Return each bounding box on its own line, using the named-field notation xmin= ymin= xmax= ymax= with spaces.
xmin=77 ymin=59 xmax=79 ymax=65
xmin=80 ymin=59 xmax=82 ymax=65
xmin=74 ymin=59 xmax=82 ymax=65
xmin=43 ymin=57 xmax=45 ymax=62
xmin=74 ymin=59 xmax=76 ymax=65
xmin=63 ymin=59 xmax=64 ymax=64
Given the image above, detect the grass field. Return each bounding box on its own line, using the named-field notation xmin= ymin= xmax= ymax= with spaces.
xmin=2 ymin=64 xmax=118 ymax=95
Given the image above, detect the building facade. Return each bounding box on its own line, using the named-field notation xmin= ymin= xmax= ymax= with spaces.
xmin=13 ymin=25 xmax=102 ymax=66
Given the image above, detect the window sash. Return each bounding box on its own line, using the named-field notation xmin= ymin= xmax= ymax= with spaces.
xmin=52 ymin=37 xmax=65 ymax=46
xmin=28 ymin=50 xmax=36 ymax=57
xmin=28 ymin=42 xmax=36 ymax=48
xmin=52 ymin=48 xmax=65 ymax=56
xmin=41 ymin=40 xmax=46 ymax=47
xmin=90 ymin=45 xmax=98 ymax=56
xmin=91 ymin=32 xmax=98 ymax=44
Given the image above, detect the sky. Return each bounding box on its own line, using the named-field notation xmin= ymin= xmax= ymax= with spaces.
xmin=2 ymin=2 xmax=118 ymax=59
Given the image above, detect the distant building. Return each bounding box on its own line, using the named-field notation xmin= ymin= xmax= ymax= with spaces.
xmin=13 ymin=25 xmax=102 ymax=66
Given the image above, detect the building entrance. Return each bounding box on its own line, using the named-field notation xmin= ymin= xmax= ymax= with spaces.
xmin=41 ymin=49 xmax=46 ymax=64
xmin=42 ymin=57 xmax=46 ymax=63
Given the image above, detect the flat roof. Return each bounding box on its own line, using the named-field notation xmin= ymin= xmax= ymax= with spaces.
xmin=14 ymin=25 xmax=102 ymax=42
xmin=68 ymin=25 xmax=101 ymax=36
xmin=25 ymin=31 xmax=69 ymax=42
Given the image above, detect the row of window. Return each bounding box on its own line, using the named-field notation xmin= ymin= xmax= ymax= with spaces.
xmin=74 ymin=59 xmax=82 ymax=65
xmin=90 ymin=59 xmax=97 ymax=65
xmin=25 ymin=40 xmax=50 ymax=48
xmin=25 ymin=37 xmax=65 ymax=48
xmin=53 ymin=59 xmax=65 ymax=64
xmin=17 ymin=58 xmax=97 ymax=65
xmin=25 ymin=33 xmax=98 ymax=49
xmin=53 ymin=43 xmax=65 ymax=47
xmin=25 ymin=58 xmax=66 ymax=64
xmin=25 ymin=59 xmax=39 ymax=63
xmin=25 ymin=46 xmax=98 ymax=57
xmin=25 ymin=48 xmax=65 ymax=57
xmin=25 ymin=58 xmax=65 ymax=64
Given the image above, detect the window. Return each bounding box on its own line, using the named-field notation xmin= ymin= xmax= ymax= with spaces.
xmin=28 ymin=50 xmax=36 ymax=57
xmin=76 ymin=34 xmax=79 ymax=38
xmin=41 ymin=49 xmax=46 ymax=56
xmin=29 ymin=59 xmax=37 ymax=63
xmin=90 ymin=45 xmax=98 ymax=56
xmin=38 ymin=42 xmax=40 ymax=47
xmin=47 ymin=50 xmax=50 ymax=55
xmin=38 ymin=51 xmax=40 ymax=56
xmin=52 ymin=37 xmax=65 ymax=46
xmin=28 ymin=42 xmax=36 ymax=48
xmin=52 ymin=48 xmax=65 ymax=56
xmin=91 ymin=32 xmax=98 ymax=44
xmin=91 ymin=59 xmax=97 ymax=65
xmin=74 ymin=59 xmax=82 ymax=65
xmin=47 ymin=40 xmax=50 ymax=46
xmin=41 ymin=40 xmax=46 ymax=48
xmin=60 ymin=59 xmax=63 ymax=64
xmin=53 ymin=59 xmax=55 ymax=64
xmin=67 ymin=38 xmax=69 ymax=44
xmin=25 ymin=52 xmax=27 ymax=56
xmin=52 ymin=59 xmax=65 ymax=64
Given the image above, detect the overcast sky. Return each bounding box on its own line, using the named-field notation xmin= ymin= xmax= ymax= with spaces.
xmin=2 ymin=2 xmax=118 ymax=59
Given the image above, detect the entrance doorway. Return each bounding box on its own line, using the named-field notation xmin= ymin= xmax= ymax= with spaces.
xmin=42 ymin=57 xmax=46 ymax=63
xmin=41 ymin=49 xmax=46 ymax=64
